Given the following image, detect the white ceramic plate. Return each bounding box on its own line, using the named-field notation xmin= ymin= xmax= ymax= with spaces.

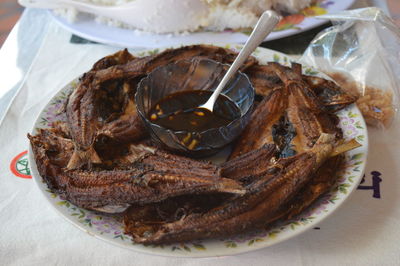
xmin=49 ymin=0 xmax=355 ymax=48
xmin=28 ymin=45 xmax=368 ymax=257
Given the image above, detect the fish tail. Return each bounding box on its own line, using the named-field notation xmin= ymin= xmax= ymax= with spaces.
xmin=66 ymin=146 xmax=102 ymax=170
xmin=217 ymin=178 xmax=246 ymax=195
xmin=88 ymin=146 xmax=102 ymax=164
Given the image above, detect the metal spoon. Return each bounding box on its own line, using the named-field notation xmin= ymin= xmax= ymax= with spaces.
xmin=200 ymin=10 xmax=280 ymax=112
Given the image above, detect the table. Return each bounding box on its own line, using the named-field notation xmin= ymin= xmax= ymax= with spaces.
xmin=1 ymin=1 xmax=400 ymax=265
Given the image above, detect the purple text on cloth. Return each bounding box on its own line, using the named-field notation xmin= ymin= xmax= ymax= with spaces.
xmin=357 ymin=171 xmax=382 ymax=199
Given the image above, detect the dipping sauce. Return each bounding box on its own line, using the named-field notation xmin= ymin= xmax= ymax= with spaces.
xmin=148 ymin=90 xmax=241 ymax=132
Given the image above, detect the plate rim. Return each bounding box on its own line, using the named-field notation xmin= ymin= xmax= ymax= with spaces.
xmin=28 ymin=45 xmax=368 ymax=257
xmin=48 ymin=0 xmax=356 ymax=48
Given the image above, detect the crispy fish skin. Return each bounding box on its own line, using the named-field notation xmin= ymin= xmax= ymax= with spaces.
xmin=59 ymin=159 xmax=245 ymax=211
xmin=244 ymin=62 xmax=355 ymax=112
xmin=229 ymin=62 xmax=339 ymax=158
xmin=97 ymin=114 xmax=145 ymax=144
xmin=229 ymin=87 xmax=287 ymax=159
xmin=65 ymin=56 xmax=144 ymax=170
xmin=28 ymin=128 xmax=74 ymax=189
xmin=221 ymin=144 xmax=276 ymax=183
xmin=91 ymin=45 xmax=256 ymax=86
xmin=270 ymin=63 xmax=323 ymax=112
xmin=303 ymin=75 xmax=356 ymax=112
xmin=29 ymin=131 xmax=244 ymax=212
xmin=123 ymin=193 xmax=233 ymax=238
xmin=66 ymin=76 xmax=103 ymax=169
xmin=126 ymin=134 xmax=335 ymax=244
xmin=65 ymin=78 xmax=141 ymax=169
xmin=258 ymin=155 xmax=345 ymax=228
xmin=65 ymin=45 xmax=256 ymax=170
xmin=282 ymin=155 xmax=344 ymax=220
xmin=96 ymin=82 xmax=147 ymax=144
xmin=67 ymin=49 xmax=137 ymax=153
xmin=244 ymin=64 xmax=284 ymax=97
xmin=271 ymin=63 xmax=342 ymax=149
xmin=92 ymin=49 xmax=136 ymax=71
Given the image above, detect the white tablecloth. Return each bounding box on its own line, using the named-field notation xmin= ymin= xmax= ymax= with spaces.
xmin=0 ymin=11 xmax=400 ymax=266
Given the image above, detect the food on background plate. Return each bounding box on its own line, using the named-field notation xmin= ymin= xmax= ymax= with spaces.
xmin=300 ymin=7 xmax=400 ymax=129
xmin=28 ymin=45 xmax=361 ymax=244
xmin=356 ymin=88 xmax=394 ymax=128
xmin=54 ymin=0 xmax=319 ymax=34
xmin=329 ymin=72 xmax=395 ymax=128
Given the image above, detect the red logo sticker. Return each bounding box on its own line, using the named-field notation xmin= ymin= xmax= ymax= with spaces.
xmin=10 ymin=151 xmax=32 ymax=179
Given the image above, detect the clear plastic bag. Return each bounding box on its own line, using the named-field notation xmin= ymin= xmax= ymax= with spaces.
xmin=300 ymin=7 xmax=400 ymax=128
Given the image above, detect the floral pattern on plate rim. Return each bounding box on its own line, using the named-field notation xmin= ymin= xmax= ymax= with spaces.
xmin=236 ymin=0 xmax=334 ymax=34
xmin=30 ymin=46 xmax=367 ymax=257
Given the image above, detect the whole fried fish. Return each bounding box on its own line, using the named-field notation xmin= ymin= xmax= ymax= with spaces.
xmin=91 ymin=45 xmax=256 ymax=86
xmin=230 ymin=62 xmax=346 ymax=159
xmin=29 ymin=129 xmax=245 ymax=213
xmin=243 ymin=62 xmax=355 ymax=111
xmin=124 ymin=134 xmax=335 ymax=244
xmin=65 ymin=51 xmax=145 ymax=169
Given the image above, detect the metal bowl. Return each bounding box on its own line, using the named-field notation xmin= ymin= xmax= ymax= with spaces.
xmin=135 ymin=58 xmax=255 ymax=157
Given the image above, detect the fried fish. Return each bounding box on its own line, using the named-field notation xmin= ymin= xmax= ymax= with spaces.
xmin=28 ymin=46 xmax=360 ymax=245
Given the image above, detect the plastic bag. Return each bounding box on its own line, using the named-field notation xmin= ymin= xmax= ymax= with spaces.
xmin=300 ymin=7 xmax=400 ymax=128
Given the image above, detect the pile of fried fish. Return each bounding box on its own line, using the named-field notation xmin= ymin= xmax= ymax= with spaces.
xmin=29 ymin=45 xmax=360 ymax=244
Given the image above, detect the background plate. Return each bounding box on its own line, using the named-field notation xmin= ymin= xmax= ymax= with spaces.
xmin=49 ymin=0 xmax=355 ymax=48
xmin=28 ymin=45 xmax=368 ymax=257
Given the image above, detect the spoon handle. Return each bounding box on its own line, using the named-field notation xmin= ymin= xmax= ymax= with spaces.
xmin=202 ymin=10 xmax=280 ymax=111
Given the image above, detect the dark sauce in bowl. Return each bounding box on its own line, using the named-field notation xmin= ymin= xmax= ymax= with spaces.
xmin=148 ymin=90 xmax=241 ymax=132
xmin=136 ymin=58 xmax=255 ymax=156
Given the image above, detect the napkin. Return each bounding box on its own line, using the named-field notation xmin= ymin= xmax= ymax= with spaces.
xmin=1 ymin=18 xmax=400 ymax=266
